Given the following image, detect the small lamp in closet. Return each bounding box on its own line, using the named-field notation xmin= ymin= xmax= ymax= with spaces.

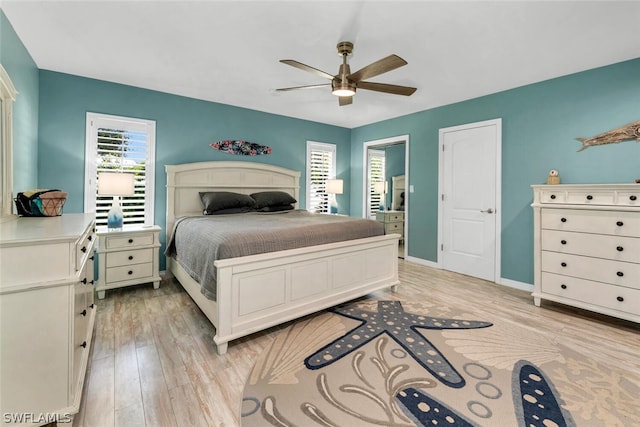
xmin=97 ymin=172 xmax=135 ymax=231
xmin=325 ymin=178 xmax=343 ymax=214
xmin=374 ymin=180 xmax=388 ymax=211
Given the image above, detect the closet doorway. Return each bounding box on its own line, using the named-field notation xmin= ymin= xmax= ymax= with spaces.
xmin=363 ymin=135 xmax=409 ymax=259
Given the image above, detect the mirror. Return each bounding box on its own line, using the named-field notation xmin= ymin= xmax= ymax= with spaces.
xmin=364 ymin=136 xmax=408 ymax=258
xmin=0 ymin=64 xmax=18 ymax=221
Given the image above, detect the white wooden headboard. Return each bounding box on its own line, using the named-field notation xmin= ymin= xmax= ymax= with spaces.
xmin=165 ymin=161 xmax=301 ymax=236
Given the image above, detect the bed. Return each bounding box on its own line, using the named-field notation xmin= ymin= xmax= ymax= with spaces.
xmin=165 ymin=161 xmax=400 ymax=354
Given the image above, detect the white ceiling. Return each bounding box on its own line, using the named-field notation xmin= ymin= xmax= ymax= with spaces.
xmin=3 ymin=1 xmax=640 ymax=128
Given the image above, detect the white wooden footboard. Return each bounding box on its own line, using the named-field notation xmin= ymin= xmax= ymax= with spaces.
xmin=168 ymin=234 xmax=399 ymax=354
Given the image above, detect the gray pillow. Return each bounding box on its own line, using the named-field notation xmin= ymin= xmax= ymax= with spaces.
xmin=199 ymin=191 xmax=255 ymax=214
xmin=250 ymin=191 xmax=297 ymax=209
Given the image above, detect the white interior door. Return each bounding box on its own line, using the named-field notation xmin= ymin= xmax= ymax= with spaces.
xmin=439 ymin=119 xmax=501 ymax=282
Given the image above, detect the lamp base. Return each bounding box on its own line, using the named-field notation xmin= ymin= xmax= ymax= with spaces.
xmin=107 ymin=196 xmax=124 ymax=230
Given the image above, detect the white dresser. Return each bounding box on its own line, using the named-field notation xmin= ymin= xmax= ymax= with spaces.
xmin=376 ymin=210 xmax=404 ymax=240
xmin=0 ymin=213 xmax=96 ymax=426
xmin=531 ymin=184 xmax=639 ymax=323
xmin=95 ymin=224 xmax=161 ymax=299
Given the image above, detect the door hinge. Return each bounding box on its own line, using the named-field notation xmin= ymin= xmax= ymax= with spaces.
xmin=441 ymin=244 xmax=444 ymax=251
xmin=441 ymin=194 xmax=445 ymax=201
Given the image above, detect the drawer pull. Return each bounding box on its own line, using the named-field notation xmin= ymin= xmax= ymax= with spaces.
xmin=128 ymin=255 xmax=134 ymax=260
xmin=81 ymin=278 xmax=87 ymax=284
xmin=81 ymin=246 xmax=87 ymax=253
xmin=81 ymin=309 xmax=87 ymax=316
xmin=88 ymin=235 xmax=93 ymax=241
xmin=617 ymin=296 xmax=624 ymax=302
xmin=561 ymin=262 xmax=567 ymax=267
xmin=616 ymin=271 xmax=624 ymax=277
xmin=81 ymin=341 xmax=87 ymax=349
xmin=89 ymin=255 xmax=95 ymax=261
xmin=128 ymin=270 xmax=133 ymax=275
xmin=90 ymin=303 xmax=95 ymax=309
xmin=89 ymin=280 xmax=94 ymax=285
xmin=560 ymin=284 xmax=567 ymax=289
xmin=560 ymin=240 xmax=567 ymax=245
xmin=560 ymin=217 xmax=567 ymax=223
xmin=630 ymin=195 xmax=637 ymax=201
xmin=616 ymin=221 xmax=624 ymax=227
xmin=586 ymin=195 xmax=593 ymax=200
xmin=128 ymin=239 xmax=134 ymax=244
xmin=616 ymin=246 xmax=624 ymax=252
xmin=550 ymin=194 xmax=556 ymax=200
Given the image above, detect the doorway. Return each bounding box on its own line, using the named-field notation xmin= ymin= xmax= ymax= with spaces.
xmin=363 ymin=135 xmax=409 ymax=259
xmin=438 ymin=119 xmax=502 ymax=282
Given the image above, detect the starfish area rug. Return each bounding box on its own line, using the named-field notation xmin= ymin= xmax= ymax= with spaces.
xmin=241 ymin=300 xmax=639 ymax=426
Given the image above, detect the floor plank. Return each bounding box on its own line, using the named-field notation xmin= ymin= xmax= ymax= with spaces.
xmin=75 ymin=260 xmax=640 ymax=426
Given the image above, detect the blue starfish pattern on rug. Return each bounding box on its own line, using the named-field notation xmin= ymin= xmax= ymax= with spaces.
xmin=304 ymin=301 xmax=492 ymax=388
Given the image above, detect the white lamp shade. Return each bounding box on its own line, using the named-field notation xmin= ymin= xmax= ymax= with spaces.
xmin=374 ymin=181 xmax=388 ymax=194
xmin=326 ymin=179 xmax=344 ymax=195
xmin=98 ymin=172 xmax=135 ymax=196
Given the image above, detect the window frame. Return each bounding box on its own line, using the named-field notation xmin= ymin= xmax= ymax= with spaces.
xmin=84 ymin=112 xmax=156 ymax=226
xmin=306 ymin=140 xmax=337 ymax=214
xmin=0 ymin=65 xmax=18 ymax=222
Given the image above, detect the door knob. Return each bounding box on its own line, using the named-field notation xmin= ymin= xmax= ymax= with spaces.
xmin=480 ymin=208 xmax=494 ymax=214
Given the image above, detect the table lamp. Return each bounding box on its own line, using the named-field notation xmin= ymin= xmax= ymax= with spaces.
xmin=97 ymin=172 xmax=135 ymax=230
xmin=326 ymin=178 xmax=343 ymax=214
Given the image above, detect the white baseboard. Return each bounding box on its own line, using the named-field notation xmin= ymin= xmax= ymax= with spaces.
xmin=403 ymin=257 xmax=533 ymax=292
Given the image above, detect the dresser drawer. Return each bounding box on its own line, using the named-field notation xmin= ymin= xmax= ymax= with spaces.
xmin=106 ymin=248 xmax=153 ymax=268
xmin=541 ymin=251 xmax=640 ymax=289
xmin=539 ymin=190 xmax=566 ymax=204
xmin=541 ymin=229 xmax=640 ymax=263
xmin=106 ymin=263 xmax=153 ymax=283
xmin=617 ymin=191 xmax=640 ymax=207
xmin=541 ymin=272 xmax=640 ymax=316
xmin=105 ymin=232 xmax=154 ymax=249
xmin=75 ymin=222 xmax=96 ymax=270
xmin=384 ymin=222 xmax=404 ymax=235
xmin=565 ymin=190 xmax=615 ymax=205
xmin=541 ymin=208 xmax=640 ymax=237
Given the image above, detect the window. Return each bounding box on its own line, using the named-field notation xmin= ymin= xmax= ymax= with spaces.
xmin=306 ymin=141 xmax=336 ymax=213
xmin=85 ymin=113 xmax=156 ymax=227
xmin=367 ymin=149 xmax=385 ymax=219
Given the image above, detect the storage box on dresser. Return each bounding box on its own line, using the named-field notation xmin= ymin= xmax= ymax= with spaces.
xmin=376 ymin=210 xmax=404 ymax=241
xmin=531 ymin=184 xmax=640 ymax=323
xmin=0 ymin=213 xmax=96 ymax=425
xmin=95 ymin=224 xmax=161 ymax=299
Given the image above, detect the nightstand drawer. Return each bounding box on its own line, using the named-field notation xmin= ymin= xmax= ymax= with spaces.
xmin=106 ymin=232 xmax=154 ymax=249
xmin=384 ymin=222 xmax=404 ymax=234
xmin=376 ymin=211 xmax=404 ymax=222
xmin=106 ymin=248 xmax=153 ymax=268
xmin=106 ymin=263 xmax=153 ymax=283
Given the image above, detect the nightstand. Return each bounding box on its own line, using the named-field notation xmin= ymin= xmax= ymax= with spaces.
xmin=95 ymin=224 xmax=162 ymax=299
xmin=376 ymin=210 xmax=404 ymax=241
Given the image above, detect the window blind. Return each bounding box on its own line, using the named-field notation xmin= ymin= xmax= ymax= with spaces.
xmin=307 ymin=141 xmax=336 ymax=214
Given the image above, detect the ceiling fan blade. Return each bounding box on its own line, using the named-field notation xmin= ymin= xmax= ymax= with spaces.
xmin=349 ymin=54 xmax=407 ymax=82
xmin=280 ymin=60 xmax=335 ymax=80
xmin=339 ymin=96 xmax=353 ymax=106
xmin=358 ymin=81 xmax=417 ymax=96
xmin=276 ymin=83 xmax=331 ymax=92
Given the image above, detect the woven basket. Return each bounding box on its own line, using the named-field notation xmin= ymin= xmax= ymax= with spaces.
xmin=38 ymin=191 xmax=68 ymax=216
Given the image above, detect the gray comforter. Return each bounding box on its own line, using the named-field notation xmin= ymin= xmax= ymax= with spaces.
xmin=165 ymin=210 xmax=384 ymax=300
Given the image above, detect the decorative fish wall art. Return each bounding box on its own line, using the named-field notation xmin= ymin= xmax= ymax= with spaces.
xmin=210 ymin=140 xmax=272 ymax=155
xmin=575 ymin=120 xmax=640 ymax=152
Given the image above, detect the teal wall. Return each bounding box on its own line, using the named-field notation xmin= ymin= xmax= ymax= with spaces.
xmin=0 ymin=10 xmax=39 ymax=191
xmin=37 ymin=71 xmax=351 ymax=268
xmin=351 ymin=58 xmax=640 ymax=284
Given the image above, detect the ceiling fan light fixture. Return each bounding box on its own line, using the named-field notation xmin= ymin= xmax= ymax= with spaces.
xmin=332 ymin=82 xmax=356 ymax=97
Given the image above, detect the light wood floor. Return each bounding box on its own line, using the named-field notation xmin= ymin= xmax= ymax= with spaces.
xmin=73 ymin=260 xmax=640 ymax=427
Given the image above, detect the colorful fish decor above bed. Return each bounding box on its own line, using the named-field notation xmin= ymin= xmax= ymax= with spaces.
xmin=210 ymin=140 xmax=272 ymax=156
